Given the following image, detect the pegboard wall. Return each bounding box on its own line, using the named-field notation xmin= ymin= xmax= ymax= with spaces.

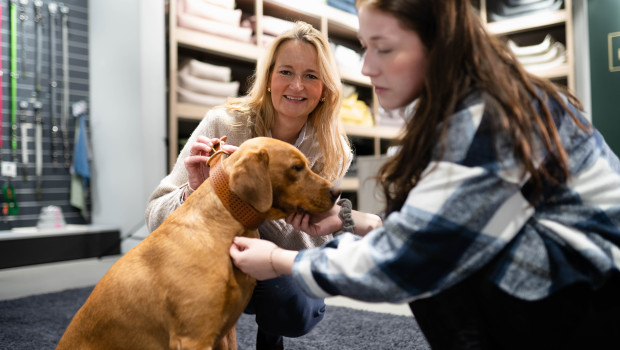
xmin=0 ymin=0 xmax=89 ymax=230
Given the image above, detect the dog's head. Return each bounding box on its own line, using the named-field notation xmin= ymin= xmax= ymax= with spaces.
xmin=222 ymin=137 xmax=340 ymax=220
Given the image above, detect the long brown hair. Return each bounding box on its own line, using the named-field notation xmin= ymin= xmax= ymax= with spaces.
xmin=357 ymin=0 xmax=587 ymax=214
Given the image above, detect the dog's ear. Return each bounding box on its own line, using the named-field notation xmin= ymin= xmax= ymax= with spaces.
xmin=228 ymin=148 xmax=272 ymax=213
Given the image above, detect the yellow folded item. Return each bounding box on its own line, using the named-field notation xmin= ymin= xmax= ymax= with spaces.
xmin=339 ymin=93 xmax=374 ymax=126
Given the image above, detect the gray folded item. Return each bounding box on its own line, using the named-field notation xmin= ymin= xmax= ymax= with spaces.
xmin=489 ymin=0 xmax=563 ymax=21
xmin=505 ymin=0 xmax=547 ymax=6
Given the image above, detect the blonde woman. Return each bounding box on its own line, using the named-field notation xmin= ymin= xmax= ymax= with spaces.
xmin=145 ymin=21 xmax=351 ymax=349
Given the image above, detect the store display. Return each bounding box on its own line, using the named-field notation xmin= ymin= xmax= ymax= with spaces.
xmin=0 ymin=0 xmax=91 ymax=228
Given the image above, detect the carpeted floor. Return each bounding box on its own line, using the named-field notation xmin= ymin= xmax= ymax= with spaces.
xmin=0 ymin=287 xmax=430 ymax=350
xmin=0 ymin=286 xmax=430 ymax=349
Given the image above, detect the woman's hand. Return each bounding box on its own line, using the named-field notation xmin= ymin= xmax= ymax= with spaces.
xmin=184 ymin=136 xmax=237 ymax=191
xmin=286 ymin=203 xmax=343 ymax=237
xmin=230 ymin=237 xmax=297 ymax=280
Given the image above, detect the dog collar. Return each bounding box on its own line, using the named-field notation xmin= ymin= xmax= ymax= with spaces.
xmin=210 ymin=162 xmax=265 ymax=230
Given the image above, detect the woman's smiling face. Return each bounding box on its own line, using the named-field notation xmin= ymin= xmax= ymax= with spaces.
xmin=269 ymin=40 xmax=324 ymax=123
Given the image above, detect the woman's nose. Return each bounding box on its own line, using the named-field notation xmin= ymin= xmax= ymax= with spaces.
xmin=290 ymin=75 xmax=303 ymax=90
xmin=361 ymin=53 xmax=377 ymax=77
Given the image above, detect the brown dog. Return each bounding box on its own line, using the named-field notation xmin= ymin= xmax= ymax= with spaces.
xmin=56 ymin=137 xmax=340 ymax=350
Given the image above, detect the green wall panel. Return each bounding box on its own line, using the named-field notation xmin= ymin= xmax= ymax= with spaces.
xmin=588 ymin=0 xmax=620 ymax=154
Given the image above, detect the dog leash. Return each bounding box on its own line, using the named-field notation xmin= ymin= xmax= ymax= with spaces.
xmin=207 ymin=144 xmax=265 ymax=230
xmin=49 ymin=2 xmax=60 ymax=165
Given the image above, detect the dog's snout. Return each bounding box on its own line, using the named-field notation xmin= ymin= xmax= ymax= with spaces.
xmin=330 ymin=188 xmax=341 ymax=203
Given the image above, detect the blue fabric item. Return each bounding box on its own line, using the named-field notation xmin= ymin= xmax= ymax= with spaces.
xmin=244 ymin=274 xmax=325 ymax=345
xmin=73 ymin=114 xmax=90 ymax=182
xmin=327 ymin=0 xmax=357 ymax=15
xmin=293 ymin=89 xmax=620 ymax=304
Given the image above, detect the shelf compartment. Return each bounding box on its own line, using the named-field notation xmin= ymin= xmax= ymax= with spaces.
xmin=486 ymin=9 xmax=567 ymax=35
xmin=176 ymin=27 xmax=261 ymax=62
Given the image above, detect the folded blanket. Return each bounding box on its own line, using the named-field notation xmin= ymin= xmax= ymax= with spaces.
xmin=488 ymin=0 xmax=562 ymax=21
xmin=241 ymin=15 xmax=296 ymax=37
xmin=508 ymin=34 xmax=552 ymax=56
xmin=183 ymin=0 xmax=242 ymax=26
xmin=183 ymin=58 xmax=232 ymax=82
xmin=178 ymin=65 xmax=240 ymax=97
xmin=178 ymin=0 xmax=252 ymax=42
xmin=203 ymin=0 xmax=235 ymax=10
xmin=177 ymin=86 xmax=229 ymax=106
xmin=327 ymin=0 xmax=357 ymax=15
xmin=339 ymin=93 xmax=374 ymax=126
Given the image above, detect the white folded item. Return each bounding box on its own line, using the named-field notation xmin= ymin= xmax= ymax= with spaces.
xmin=183 ymin=0 xmax=242 ymax=26
xmin=521 ymin=49 xmax=566 ymax=72
xmin=333 ymin=44 xmax=363 ymax=74
xmin=508 ymin=34 xmax=552 ymax=56
xmin=202 ymin=0 xmax=235 ymax=10
xmin=241 ymin=15 xmax=296 ymax=37
xmin=178 ymin=69 xmax=240 ymax=97
xmin=177 ymin=7 xmax=252 ymax=42
xmin=184 ymin=59 xmax=231 ymax=82
xmin=517 ymin=41 xmax=565 ymax=65
xmin=251 ymin=33 xmax=278 ymax=47
xmin=177 ymin=86 xmax=230 ymax=106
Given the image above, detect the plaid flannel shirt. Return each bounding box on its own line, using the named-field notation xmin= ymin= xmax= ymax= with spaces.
xmin=293 ymin=91 xmax=620 ymax=303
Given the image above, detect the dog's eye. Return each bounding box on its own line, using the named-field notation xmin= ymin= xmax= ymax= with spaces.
xmin=292 ymin=165 xmax=304 ymax=171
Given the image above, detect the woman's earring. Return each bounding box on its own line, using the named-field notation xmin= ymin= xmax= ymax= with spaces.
xmin=267 ymin=87 xmax=271 ymax=93
xmin=320 ymin=97 xmax=326 ymax=102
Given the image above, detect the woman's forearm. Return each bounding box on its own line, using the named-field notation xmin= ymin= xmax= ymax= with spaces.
xmin=352 ymin=210 xmax=383 ymax=237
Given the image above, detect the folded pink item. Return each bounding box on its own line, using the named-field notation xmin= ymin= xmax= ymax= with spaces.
xmin=251 ymin=33 xmax=277 ymax=47
xmin=178 ymin=66 xmax=240 ymax=97
xmin=177 ymin=86 xmax=230 ymax=107
xmin=241 ymin=15 xmax=296 ymax=37
xmin=183 ymin=0 xmax=242 ymax=26
xmin=178 ymin=1 xmax=252 ymax=43
xmin=184 ymin=59 xmax=231 ymax=82
xmin=202 ymin=0 xmax=235 ymax=10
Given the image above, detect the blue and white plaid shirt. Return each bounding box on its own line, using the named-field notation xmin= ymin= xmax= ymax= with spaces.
xmin=293 ymin=91 xmax=620 ymax=303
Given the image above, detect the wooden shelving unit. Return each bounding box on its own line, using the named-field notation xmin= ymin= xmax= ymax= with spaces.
xmin=480 ymin=0 xmax=575 ymax=91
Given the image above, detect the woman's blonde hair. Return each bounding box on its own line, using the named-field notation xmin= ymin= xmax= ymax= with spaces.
xmin=226 ymin=21 xmax=350 ymax=182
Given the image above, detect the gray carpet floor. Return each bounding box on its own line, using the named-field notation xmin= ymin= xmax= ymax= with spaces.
xmin=0 ymin=286 xmax=431 ymax=349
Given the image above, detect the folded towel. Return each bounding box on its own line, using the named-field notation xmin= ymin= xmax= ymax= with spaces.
xmin=489 ymin=0 xmax=562 ymax=21
xmin=327 ymin=0 xmax=357 ymax=15
xmin=339 ymin=93 xmax=374 ymax=126
xmin=515 ymin=41 xmax=565 ymax=65
xmin=508 ymin=34 xmax=552 ymax=56
xmin=184 ymin=58 xmax=232 ymax=82
xmin=241 ymin=15 xmax=296 ymax=37
xmin=183 ymin=0 xmax=242 ymax=26
xmin=178 ymin=66 xmax=240 ymax=97
xmin=332 ymin=43 xmax=363 ymax=76
xmin=178 ymin=86 xmax=229 ymax=106
xmin=203 ymin=0 xmax=235 ymax=10
xmin=178 ymin=0 xmax=252 ymax=42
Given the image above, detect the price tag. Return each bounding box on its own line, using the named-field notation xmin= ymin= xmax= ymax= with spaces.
xmin=1 ymin=161 xmax=18 ymax=178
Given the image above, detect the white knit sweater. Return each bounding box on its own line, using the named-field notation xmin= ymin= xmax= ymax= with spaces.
xmin=144 ymin=107 xmax=351 ymax=251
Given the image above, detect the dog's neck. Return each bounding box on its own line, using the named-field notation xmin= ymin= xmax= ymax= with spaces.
xmin=210 ymin=163 xmax=265 ymax=230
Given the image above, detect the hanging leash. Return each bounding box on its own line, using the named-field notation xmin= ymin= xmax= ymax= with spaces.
xmin=61 ymin=4 xmax=71 ymax=168
xmin=3 ymin=0 xmax=21 ymax=216
xmin=48 ymin=2 xmax=60 ymax=165
xmin=18 ymin=0 xmax=28 ymax=79
xmin=32 ymin=0 xmax=44 ymax=199
xmin=19 ymin=101 xmax=30 ymax=180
